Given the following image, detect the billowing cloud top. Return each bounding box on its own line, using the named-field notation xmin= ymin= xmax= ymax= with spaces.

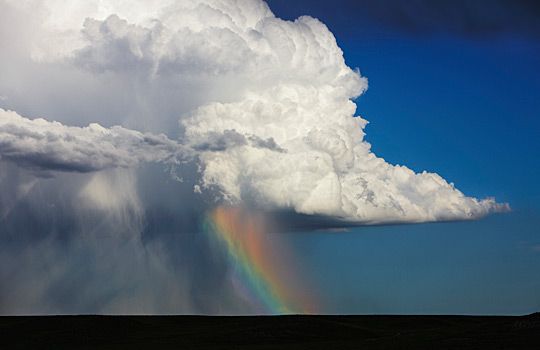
xmin=0 ymin=0 xmax=508 ymax=224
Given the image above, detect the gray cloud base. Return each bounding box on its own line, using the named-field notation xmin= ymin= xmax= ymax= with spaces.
xmin=0 ymin=108 xmax=190 ymax=174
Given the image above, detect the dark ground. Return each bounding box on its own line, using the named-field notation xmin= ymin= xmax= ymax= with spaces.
xmin=1 ymin=313 xmax=539 ymax=349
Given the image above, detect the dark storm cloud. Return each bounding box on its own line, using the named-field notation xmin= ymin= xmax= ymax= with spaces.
xmin=270 ymin=209 xmax=360 ymax=232
xmin=247 ymin=135 xmax=286 ymax=153
xmin=0 ymin=162 xmax=248 ymax=315
xmin=267 ymin=0 xmax=540 ymax=39
xmin=190 ymin=130 xmax=285 ymax=153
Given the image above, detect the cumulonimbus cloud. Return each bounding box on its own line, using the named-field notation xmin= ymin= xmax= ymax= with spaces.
xmin=0 ymin=0 xmax=513 ymax=316
xmin=0 ymin=0 xmax=509 ymax=224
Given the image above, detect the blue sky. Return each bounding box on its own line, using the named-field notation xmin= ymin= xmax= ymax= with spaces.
xmin=268 ymin=0 xmax=540 ymax=314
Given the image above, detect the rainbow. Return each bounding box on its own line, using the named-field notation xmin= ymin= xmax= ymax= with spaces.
xmin=203 ymin=206 xmax=315 ymax=314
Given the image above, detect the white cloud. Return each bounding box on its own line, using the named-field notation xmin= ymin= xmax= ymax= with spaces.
xmin=0 ymin=0 xmax=508 ymax=224
xmin=0 ymin=108 xmax=190 ymax=173
xmin=184 ymin=86 xmax=508 ymax=223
